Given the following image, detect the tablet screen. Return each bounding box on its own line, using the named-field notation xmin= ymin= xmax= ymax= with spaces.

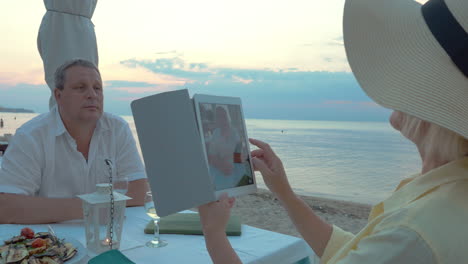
xmin=198 ymin=102 xmax=255 ymax=191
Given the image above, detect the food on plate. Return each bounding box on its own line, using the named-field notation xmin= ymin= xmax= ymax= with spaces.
xmin=0 ymin=228 xmax=77 ymax=264
xmin=20 ymin=228 xmax=34 ymax=239
xmin=31 ymin=239 xmax=46 ymax=249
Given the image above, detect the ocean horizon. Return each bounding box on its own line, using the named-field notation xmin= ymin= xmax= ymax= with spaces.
xmin=0 ymin=112 xmax=421 ymax=205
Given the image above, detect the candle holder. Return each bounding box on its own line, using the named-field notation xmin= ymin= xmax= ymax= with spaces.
xmin=78 ymin=184 xmax=131 ymax=256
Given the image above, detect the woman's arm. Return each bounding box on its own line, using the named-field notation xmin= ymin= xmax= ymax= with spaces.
xmin=249 ymin=138 xmax=333 ymax=257
xmin=274 ymin=191 xmax=333 ymax=256
xmin=198 ymin=194 xmax=242 ymax=264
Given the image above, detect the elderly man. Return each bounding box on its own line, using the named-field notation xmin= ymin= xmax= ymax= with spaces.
xmin=0 ymin=59 xmax=147 ymax=224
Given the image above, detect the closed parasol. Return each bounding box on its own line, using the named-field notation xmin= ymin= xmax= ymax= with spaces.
xmin=37 ymin=0 xmax=99 ymax=109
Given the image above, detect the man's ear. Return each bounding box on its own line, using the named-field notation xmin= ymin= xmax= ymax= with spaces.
xmin=54 ymin=88 xmax=61 ymax=102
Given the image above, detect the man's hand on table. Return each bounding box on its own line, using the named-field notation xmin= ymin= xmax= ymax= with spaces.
xmin=0 ymin=193 xmax=83 ymax=224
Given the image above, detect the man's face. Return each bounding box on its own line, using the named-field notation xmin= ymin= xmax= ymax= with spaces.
xmin=215 ymin=108 xmax=230 ymax=130
xmin=54 ymin=66 xmax=103 ymax=125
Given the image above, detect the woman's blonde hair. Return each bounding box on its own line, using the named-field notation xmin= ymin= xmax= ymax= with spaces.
xmin=400 ymin=113 xmax=468 ymax=161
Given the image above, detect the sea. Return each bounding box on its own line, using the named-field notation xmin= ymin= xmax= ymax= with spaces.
xmin=0 ymin=112 xmax=421 ymax=205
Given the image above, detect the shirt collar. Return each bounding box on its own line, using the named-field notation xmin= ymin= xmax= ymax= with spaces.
xmin=383 ymin=157 xmax=468 ymax=213
xmin=53 ymin=106 xmax=67 ymax=137
xmin=53 ymin=106 xmax=110 ymax=136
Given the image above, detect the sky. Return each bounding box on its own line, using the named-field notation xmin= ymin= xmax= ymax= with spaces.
xmin=0 ymin=0 xmax=425 ymax=121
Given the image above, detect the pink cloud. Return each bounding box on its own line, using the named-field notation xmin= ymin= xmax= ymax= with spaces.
xmin=0 ymin=69 xmax=46 ymax=87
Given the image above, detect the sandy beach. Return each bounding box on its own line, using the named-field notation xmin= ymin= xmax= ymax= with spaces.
xmin=233 ymin=189 xmax=372 ymax=237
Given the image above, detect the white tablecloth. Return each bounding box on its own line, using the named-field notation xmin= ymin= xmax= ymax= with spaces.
xmin=0 ymin=207 xmax=316 ymax=264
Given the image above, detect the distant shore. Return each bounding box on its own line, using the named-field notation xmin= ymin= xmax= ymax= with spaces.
xmin=0 ymin=107 xmax=34 ymax=113
xmin=232 ymin=189 xmax=372 ymax=236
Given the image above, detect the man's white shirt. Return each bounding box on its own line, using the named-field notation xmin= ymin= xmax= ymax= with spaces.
xmin=0 ymin=107 xmax=146 ymax=197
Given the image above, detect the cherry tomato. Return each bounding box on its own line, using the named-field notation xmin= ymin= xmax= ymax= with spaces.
xmin=20 ymin=227 xmax=35 ymax=239
xmin=31 ymin=238 xmax=46 ymax=248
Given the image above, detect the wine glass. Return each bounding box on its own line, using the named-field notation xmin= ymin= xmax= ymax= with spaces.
xmin=114 ymin=176 xmax=129 ymax=195
xmin=144 ymin=191 xmax=168 ymax=248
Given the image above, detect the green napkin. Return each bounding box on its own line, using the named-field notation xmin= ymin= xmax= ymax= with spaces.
xmin=144 ymin=213 xmax=242 ymax=236
xmin=88 ymin=249 xmax=135 ymax=264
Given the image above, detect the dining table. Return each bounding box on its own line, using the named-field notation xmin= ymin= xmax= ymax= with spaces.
xmin=1 ymin=205 xmax=318 ymax=264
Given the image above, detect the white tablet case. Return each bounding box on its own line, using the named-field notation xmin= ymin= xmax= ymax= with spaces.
xmin=131 ymin=89 xmax=215 ymax=217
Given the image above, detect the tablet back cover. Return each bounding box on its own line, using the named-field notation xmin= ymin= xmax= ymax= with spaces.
xmin=131 ymin=89 xmax=215 ymax=217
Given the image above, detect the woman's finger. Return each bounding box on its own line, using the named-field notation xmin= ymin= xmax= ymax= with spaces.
xmin=249 ymin=138 xmax=275 ymax=157
xmin=249 ymin=138 xmax=269 ymax=149
xmin=251 ymin=149 xmax=264 ymax=157
xmin=252 ymin=156 xmax=272 ymax=175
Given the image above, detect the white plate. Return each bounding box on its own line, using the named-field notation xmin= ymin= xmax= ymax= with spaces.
xmin=0 ymin=235 xmax=87 ymax=264
xmin=61 ymin=237 xmax=87 ymax=264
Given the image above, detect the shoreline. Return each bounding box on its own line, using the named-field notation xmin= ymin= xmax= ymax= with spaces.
xmin=233 ymin=189 xmax=372 ymax=236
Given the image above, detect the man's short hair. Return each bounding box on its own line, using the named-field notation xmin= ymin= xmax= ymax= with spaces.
xmin=54 ymin=59 xmax=101 ymax=90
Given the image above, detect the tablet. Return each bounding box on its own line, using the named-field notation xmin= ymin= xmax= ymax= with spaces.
xmin=193 ymin=94 xmax=257 ymax=199
xmin=132 ymin=90 xmax=216 ymax=217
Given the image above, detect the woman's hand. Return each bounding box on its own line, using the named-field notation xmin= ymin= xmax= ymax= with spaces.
xmin=198 ymin=194 xmax=242 ymax=264
xmin=198 ymin=193 xmax=241 ymax=264
xmin=199 ymin=193 xmax=236 ymax=234
xmin=249 ymin=138 xmax=294 ymax=200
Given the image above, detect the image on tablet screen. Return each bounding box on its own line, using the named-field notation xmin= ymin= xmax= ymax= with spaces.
xmin=198 ymin=103 xmax=254 ymax=191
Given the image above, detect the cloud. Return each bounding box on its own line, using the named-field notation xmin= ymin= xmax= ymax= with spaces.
xmin=122 ymin=57 xmax=353 ymax=86
xmin=104 ymin=80 xmax=179 ymax=94
xmin=231 ymin=76 xmax=253 ymax=84
xmin=115 ymin=56 xmax=387 ymax=121
xmin=105 ymin=80 xmax=156 ymax=88
xmin=303 ymin=36 xmax=344 ymax=48
xmin=0 ymin=69 xmax=45 ymax=87
xmin=154 ymin=50 xmax=178 ymax=55
xmin=327 ymin=36 xmax=344 ymax=46
xmin=117 ymin=59 xmax=383 ymax=120
xmin=112 ymin=86 xmax=173 ymax=94
xmin=1 ymin=56 xmax=390 ymax=121
xmin=120 ymin=58 xmax=213 ymax=80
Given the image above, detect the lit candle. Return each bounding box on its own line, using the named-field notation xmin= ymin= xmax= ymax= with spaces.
xmin=102 ymin=238 xmax=110 ymax=246
xmin=100 ymin=238 xmax=119 ymax=249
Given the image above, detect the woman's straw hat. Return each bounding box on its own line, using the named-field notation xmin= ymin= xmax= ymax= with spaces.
xmin=343 ymin=0 xmax=468 ymax=138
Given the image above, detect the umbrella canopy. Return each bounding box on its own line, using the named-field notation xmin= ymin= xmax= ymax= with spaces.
xmin=37 ymin=0 xmax=99 ymax=109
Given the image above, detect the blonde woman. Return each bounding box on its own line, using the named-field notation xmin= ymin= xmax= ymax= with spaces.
xmin=198 ymin=0 xmax=468 ymax=263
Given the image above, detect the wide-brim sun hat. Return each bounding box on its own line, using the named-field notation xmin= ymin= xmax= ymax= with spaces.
xmin=343 ymin=0 xmax=468 ymax=138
